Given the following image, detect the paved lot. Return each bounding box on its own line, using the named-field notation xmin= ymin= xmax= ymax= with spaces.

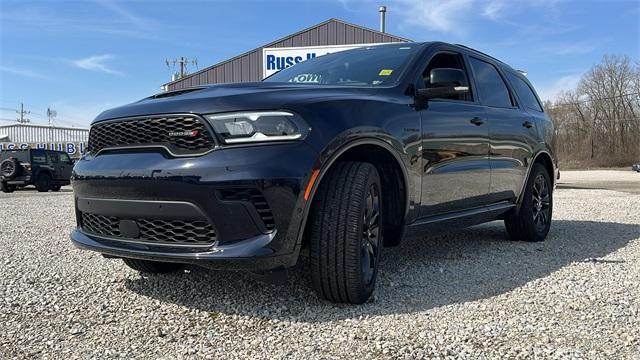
xmin=1 ymin=171 xmax=639 ymax=359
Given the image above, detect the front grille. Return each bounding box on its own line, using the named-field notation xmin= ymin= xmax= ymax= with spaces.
xmin=81 ymin=212 xmax=217 ymax=246
xmin=88 ymin=115 xmax=216 ymax=156
xmin=219 ymin=188 xmax=276 ymax=231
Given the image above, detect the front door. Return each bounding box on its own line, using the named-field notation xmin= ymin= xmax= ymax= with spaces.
xmin=418 ymin=51 xmax=491 ymax=217
xmin=55 ymin=152 xmax=74 ymax=181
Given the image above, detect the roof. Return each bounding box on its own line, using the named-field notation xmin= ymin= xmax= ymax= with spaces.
xmin=163 ymin=18 xmax=411 ymax=90
xmin=0 ymin=123 xmax=88 ymax=131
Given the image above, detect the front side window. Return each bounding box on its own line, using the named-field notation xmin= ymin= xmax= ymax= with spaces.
xmin=264 ymin=44 xmax=419 ymax=87
xmin=469 ymin=57 xmax=514 ymax=108
xmin=31 ymin=151 xmax=47 ymax=164
xmin=421 ymin=52 xmax=473 ymax=102
xmin=507 ymin=72 xmax=543 ymax=112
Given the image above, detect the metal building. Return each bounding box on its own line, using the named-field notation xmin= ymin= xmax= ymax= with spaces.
xmin=0 ymin=123 xmax=89 ymax=157
xmin=163 ymin=18 xmax=409 ymax=91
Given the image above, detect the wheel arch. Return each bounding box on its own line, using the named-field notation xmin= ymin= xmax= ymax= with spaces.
xmin=516 ymin=150 xmax=556 ymax=209
xmin=299 ymin=138 xmax=411 ymax=248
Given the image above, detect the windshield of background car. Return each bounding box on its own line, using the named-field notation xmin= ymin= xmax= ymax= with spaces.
xmin=264 ymin=44 xmax=420 ymax=86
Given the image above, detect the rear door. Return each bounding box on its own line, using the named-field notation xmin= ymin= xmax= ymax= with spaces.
xmin=467 ymin=57 xmax=539 ymax=203
xmin=418 ymin=49 xmax=491 ymax=217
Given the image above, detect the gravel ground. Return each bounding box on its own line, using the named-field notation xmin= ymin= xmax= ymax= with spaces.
xmin=559 ymin=170 xmax=640 ymax=194
xmin=1 ymin=183 xmax=639 ymax=359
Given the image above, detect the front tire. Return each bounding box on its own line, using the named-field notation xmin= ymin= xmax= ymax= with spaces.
xmin=505 ymin=163 xmax=553 ymax=242
xmin=122 ymin=258 xmax=183 ymax=274
xmin=35 ymin=174 xmax=52 ymax=192
xmin=309 ymin=162 xmax=383 ymax=304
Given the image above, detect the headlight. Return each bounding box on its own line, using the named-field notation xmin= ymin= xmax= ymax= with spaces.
xmin=205 ymin=111 xmax=310 ymax=144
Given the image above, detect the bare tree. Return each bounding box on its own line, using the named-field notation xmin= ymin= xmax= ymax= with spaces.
xmin=546 ymin=55 xmax=640 ymax=168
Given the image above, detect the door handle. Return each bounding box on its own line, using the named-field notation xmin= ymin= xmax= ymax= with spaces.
xmin=522 ymin=120 xmax=534 ymax=128
xmin=470 ymin=117 xmax=485 ymax=126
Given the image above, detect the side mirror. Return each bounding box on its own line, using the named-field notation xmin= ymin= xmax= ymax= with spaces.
xmin=418 ymin=68 xmax=470 ymax=99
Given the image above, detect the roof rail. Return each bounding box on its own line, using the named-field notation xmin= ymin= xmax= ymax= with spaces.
xmin=453 ymin=43 xmax=507 ymax=66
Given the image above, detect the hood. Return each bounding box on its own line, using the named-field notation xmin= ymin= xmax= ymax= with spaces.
xmin=93 ymin=82 xmax=379 ymax=123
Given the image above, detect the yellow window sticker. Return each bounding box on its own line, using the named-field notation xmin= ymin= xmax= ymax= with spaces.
xmin=378 ymin=69 xmax=393 ymax=76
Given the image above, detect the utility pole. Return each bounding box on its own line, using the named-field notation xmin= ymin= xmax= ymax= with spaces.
xmin=165 ymin=57 xmax=198 ymax=80
xmin=16 ymin=103 xmax=30 ymax=123
xmin=47 ymin=108 xmax=57 ymax=126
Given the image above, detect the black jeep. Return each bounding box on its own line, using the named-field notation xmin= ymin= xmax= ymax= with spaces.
xmin=0 ymin=149 xmax=73 ymax=193
xmin=71 ymin=42 xmax=557 ymax=304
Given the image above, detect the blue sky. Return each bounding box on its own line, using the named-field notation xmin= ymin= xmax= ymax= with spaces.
xmin=1 ymin=0 xmax=638 ymax=127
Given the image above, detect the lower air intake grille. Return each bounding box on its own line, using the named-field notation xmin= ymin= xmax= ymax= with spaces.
xmin=81 ymin=213 xmax=217 ymax=246
xmin=88 ymin=114 xmax=215 ymax=156
xmin=219 ymin=188 xmax=276 ymax=231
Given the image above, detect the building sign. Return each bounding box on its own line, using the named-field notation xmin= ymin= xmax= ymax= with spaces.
xmin=262 ymin=43 xmax=385 ymax=78
xmin=0 ymin=142 xmax=87 ymax=156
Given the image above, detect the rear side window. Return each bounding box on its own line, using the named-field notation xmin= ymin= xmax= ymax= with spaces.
xmin=469 ymin=57 xmax=514 ymax=108
xmin=507 ymin=72 xmax=543 ymax=112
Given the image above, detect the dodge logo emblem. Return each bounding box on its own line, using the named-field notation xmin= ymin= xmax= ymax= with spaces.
xmin=168 ymin=130 xmax=199 ymax=137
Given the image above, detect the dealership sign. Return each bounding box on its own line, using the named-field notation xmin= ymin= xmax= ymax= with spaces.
xmin=0 ymin=142 xmax=87 ymax=156
xmin=262 ymin=43 xmax=385 ymax=78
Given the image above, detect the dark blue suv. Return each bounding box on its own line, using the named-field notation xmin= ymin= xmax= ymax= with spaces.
xmin=71 ymin=42 xmax=557 ymax=304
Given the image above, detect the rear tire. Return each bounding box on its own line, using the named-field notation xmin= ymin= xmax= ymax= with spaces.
xmin=51 ymin=184 xmax=61 ymax=192
xmin=35 ymin=174 xmax=51 ymax=192
xmin=309 ymin=161 xmax=383 ymax=304
xmin=1 ymin=182 xmax=16 ymax=193
xmin=505 ymin=163 xmax=553 ymax=242
xmin=122 ymin=258 xmax=183 ymax=274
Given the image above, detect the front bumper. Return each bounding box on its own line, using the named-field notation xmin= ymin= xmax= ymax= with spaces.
xmin=70 ymin=229 xmax=295 ymax=270
xmin=71 ymin=141 xmax=319 ymax=270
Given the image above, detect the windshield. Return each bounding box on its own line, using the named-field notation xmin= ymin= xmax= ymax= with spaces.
xmin=264 ymin=44 xmax=420 ymax=87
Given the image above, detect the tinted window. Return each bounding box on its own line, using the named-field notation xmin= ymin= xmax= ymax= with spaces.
xmin=507 ymin=72 xmax=543 ymax=112
xmin=469 ymin=57 xmax=513 ymax=108
xmin=264 ymin=44 xmax=419 ymax=87
xmin=422 ymin=52 xmax=473 ymax=102
xmin=59 ymin=153 xmax=72 ymax=164
xmin=31 ymin=151 xmax=47 ymax=164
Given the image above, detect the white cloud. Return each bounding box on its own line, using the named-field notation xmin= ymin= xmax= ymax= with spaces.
xmin=482 ymin=0 xmax=507 ymax=20
xmin=71 ymin=54 xmax=122 ymax=75
xmin=555 ymin=44 xmax=597 ymax=55
xmin=398 ymin=0 xmax=474 ymax=34
xmin=380 ymin=0 xmax=562 ymax=35
xmin=0 ymin=65 xmax=49 ymax=79
xmin=536 ymin=74 xmax=582 ymax=101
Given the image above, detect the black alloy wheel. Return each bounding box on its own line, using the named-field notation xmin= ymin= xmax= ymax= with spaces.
xmin=361 ymin=184 xmax=381 ymax=286
xmin=505 ymin=163 xmax=553 ymax=242
xmin=532 ymin=173 xmax=551 ymax=232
